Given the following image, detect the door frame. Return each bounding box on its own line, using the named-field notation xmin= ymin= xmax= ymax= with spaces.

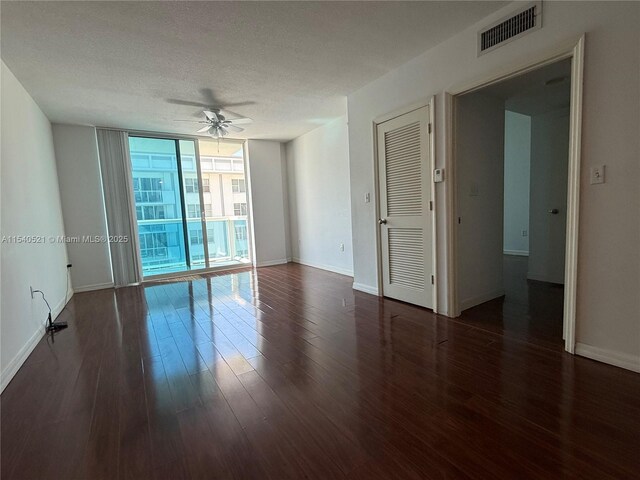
xmin=373 ymin=96 xmax=438 ymax=312
xmin=444 ymin=35 xmax=585 ymax=353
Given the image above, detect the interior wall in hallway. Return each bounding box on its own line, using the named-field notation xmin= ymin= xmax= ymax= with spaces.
xmin=503 ymin=110 xmax=531 ymax=256
xmin=455 ymin=92 xmax=505 ymax=310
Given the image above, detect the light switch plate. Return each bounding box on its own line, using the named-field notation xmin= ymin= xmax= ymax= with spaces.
xmin=590 ymin=165 xmax=605 ymax=184
xmin=433 ymin=168 xmax=444 ymax=183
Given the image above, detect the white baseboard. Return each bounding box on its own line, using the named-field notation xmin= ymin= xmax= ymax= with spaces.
xmin=73 ymin=281 xmax=114 ymax=293
xmin=0 ymin=293 xmax=70 ymax=393
xmin=255 ymin=258 xmax=290 ymax=267
xmin=292 ymin=258 xmax=354 ymax=277
xmin=575 ymin=343 xmax=640 ymax=373
xmin=503 ymin=250 xmax=529 ymax=256
xmin=0 ymin=326 xmax=44 ymax=393
xmin=352 ymin=282 xmax=379 ymax=296
xmin=460 ymin=289 xmax=504 ymax=311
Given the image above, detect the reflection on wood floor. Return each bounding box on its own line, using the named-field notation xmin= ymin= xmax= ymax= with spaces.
xmin=458 ymin=254 xmax=565 ymax=350
xmin=2 ymin=263 xmax=639 ymax=479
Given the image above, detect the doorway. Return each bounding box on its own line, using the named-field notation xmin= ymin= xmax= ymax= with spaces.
xmin=128 ymin=135 xmax=252 ymax=278
xmin=453 ymin=58 xmax=573 ymax=349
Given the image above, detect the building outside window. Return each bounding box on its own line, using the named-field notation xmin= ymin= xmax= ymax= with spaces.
xmin=138 ymin=226 xmax=180 ymax=263
xmin=235 ymin=224 xmax=247 ymax=241
xmin=184 ymin=177 xmax=198 ymax=193
xmin=190 ymin=229 xmax=203 ymax=245
xmin=202 ymin=178 xmax=210 ymax=192
xmin=204 ymin=204 xmax=213 ymax=218
xmin=233 ymin=220 xmax=249 ymax=257
xmin=234 ymin=202 xmax=247 ymax=216
xmin=137 ymin=205 xmax=170 ymax=220
xmin=133 ymin=177 xmax=163 ymax=203
xmin=232 ymin=178 xmax=246 ymax=193
xmin=187 ymin=204 xmax=200 ymax=218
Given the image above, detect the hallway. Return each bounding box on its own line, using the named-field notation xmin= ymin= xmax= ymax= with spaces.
xmin=459 ymin=255 xmax=564 ymax=350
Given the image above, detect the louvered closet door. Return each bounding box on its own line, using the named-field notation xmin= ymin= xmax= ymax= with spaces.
xmin=377 ymin=106 xmax=433 ymax=308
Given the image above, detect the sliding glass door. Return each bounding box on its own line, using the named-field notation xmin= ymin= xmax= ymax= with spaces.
xmin=129 ymin=137 xmax=189 ymax=276
xmin=178 ymin=139 xmax=207 ymax=270
xmin=198 ymin=139 xmax=251 ymax=266
xmin=129 ymin=135 xmax=251 ymax=278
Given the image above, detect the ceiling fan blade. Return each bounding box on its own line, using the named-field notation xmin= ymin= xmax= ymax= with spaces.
xmin=166 ymin=99 xmax=210 ymax=108
xmin=174 ymin=119 xmax=208 ymax=123
xmin=216 ymin=108 xmax=253 ymax=124
xmin=221 ymin=101 xmax=256 ymax=108
xmin=217 ymin=108 xmax=240 ymax=119
xmin=199 ymin=88 xmax=217 ymax=106
xmin=229 ymin=117 xmax=253 ymax=125
xmin=204 ymin=110 xmax=219 ymax=121
xmin=197 ymin=125 xmax=211 ymax=133
xmin=226 ymin=124 xmax=244 ymax=133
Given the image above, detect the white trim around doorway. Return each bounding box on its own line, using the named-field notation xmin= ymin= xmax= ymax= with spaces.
xmin=443 ymin=35 xmax=585 ymax=354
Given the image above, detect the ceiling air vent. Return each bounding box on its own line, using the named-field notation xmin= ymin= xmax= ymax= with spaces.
xmin=478 ymin=1 xmax=542 ymax=56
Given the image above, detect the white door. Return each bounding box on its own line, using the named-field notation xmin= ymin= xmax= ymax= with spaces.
xmin=377 ymin=106 xmax=433 ymax=308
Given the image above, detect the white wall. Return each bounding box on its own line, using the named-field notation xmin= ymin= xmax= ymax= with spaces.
xmin=53 ymin=124 xmax=113 ymax=292
xmin=528 ymin=108 xmax=569 ymax=284
xmin=1 ymin=61 xmax=70 ymax=391
xmin=47 ymin=131 xmax=291 ymax=287
xmin=456 ymin=92 xmax=505 ymax=310
xmin=280 ymin=143 xmax=293 ymax=262
xmin=503 ymin=110 xmax=531 ymax=256
xmin=245 ymin=140 xmax=289 ymax=266
xmin=347 ymin=2 xmax=640 ymax=367
xmin=286 ymin=116 xmax=354 ymax=276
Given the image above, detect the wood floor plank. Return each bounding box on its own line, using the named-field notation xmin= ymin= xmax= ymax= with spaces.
xmin=2 ymin=263 xmax=639 ymax=479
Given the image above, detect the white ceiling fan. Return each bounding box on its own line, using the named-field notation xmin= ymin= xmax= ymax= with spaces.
xmin=178 ymin=109 xmax=253 ymax=138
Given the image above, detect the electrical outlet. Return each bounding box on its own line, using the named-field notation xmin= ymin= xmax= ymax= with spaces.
xmin=339 ymin=243 xmax=345 ymax=252
xmin=364 ymin=193 xmax=371 ymax=203
xmin=30 ymin=286 xmax=34 ymax=299
xmin=522 ymin=230 xmax=528 ymax=237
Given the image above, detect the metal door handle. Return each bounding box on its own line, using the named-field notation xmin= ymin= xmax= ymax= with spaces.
xmin=548 ymin=209 xmax=559 ymax=214
xmin=378 ymin=218 xmax=387 ymax=225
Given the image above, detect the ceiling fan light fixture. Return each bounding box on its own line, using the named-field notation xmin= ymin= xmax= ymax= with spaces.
xmin=177 ymin=108 xmax=252 ymax=137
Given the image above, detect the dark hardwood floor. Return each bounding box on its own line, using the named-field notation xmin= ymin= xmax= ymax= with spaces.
xmin=2 ymin=263 xmax=639 ymax=479
xmin=458 ymin=255 xmax=565 ymax=350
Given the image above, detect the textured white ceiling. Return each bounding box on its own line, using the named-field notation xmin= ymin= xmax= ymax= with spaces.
xmin=1 ymin=1 xmax=505 ymax=141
